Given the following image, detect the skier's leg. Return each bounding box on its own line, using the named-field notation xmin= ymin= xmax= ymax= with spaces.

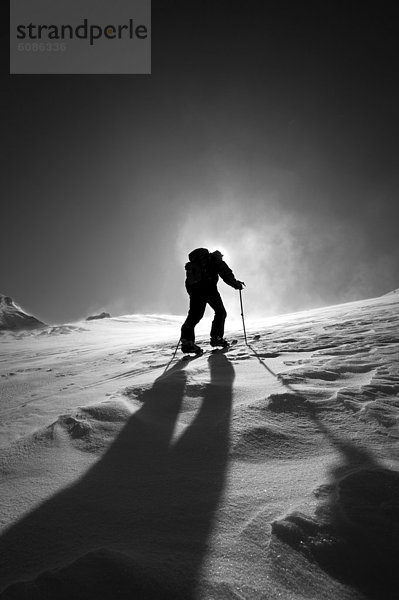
xmin=181 ymin=293 xmax=207 ymax=342
xmin=207 ymin=289 xmax=227 ymax=339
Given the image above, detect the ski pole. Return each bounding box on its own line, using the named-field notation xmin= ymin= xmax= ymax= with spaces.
xmin=170 ymin=336 xmax=181 ymax=363
xmin=163 ymin=337 xmax=181 ymax=374
xmin=239 ymin=289 xmax=248 ymax=345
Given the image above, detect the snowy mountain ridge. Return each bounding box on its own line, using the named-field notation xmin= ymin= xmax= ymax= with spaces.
xmin=0 ymin=294 xmax=45 ymax=331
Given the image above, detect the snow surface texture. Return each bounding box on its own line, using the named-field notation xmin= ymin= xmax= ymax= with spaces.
xmin=0 ymin=295 xmax=45 ymax=331
xmin=0 ymin=294 xmax=398 ymax=599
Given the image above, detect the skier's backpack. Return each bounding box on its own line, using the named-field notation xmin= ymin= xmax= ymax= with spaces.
xmin=185 ymin=248 xmax=210 ymax=286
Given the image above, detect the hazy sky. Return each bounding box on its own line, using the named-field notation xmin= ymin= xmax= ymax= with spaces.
xmin=3 ymin=2 xmax=399 ymax=324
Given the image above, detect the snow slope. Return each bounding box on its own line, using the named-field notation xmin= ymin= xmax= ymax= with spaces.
xmin=0 ymin=295 xmax=398 ymax=599
xmin=0 ymin=294 xmax=45 ymax=331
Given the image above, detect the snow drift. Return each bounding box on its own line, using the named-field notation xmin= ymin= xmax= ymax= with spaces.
xmin=0 ymin=293 xmax=398 ymax=599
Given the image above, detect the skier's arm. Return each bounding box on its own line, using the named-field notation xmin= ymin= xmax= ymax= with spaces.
xmin=217 ymin=260 xmax=244 ymax=289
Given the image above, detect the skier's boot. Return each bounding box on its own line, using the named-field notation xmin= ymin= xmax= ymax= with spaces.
xmin=181 ymin=339 xmax=202 ymax=354
xmin=210 ymin=336 xmax=229 ymax=348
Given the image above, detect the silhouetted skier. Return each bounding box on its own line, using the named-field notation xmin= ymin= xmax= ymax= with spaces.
xmin=181 ymin=248 xmax=244 ymax=353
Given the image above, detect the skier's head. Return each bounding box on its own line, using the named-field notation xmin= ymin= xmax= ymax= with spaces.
xmin=212 ymin=250 xmax=224 ymax=260
xmin=188 ymin=248 xmax=209 ymax=262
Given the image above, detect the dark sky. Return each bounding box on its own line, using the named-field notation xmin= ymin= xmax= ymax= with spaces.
xmin=3 ymin=1 xmax=399 ymax=324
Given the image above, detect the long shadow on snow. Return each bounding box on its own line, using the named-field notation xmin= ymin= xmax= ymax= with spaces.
xmin=0 ymin=353 xmax=235 ymax=599
xmin=250 ymin=343 xmax=399 ymax=600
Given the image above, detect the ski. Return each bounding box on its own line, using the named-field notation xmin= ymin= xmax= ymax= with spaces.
xmin=181 ymin=339 xmax=238 ymax=360
xmin=181 ymin=350 xmax=204 ymax=361
xmin=211 ymin=338 xmax=238 ymax=352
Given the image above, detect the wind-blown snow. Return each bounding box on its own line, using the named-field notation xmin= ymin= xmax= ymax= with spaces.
xmin=0 ymin=295 xmax=398 ymax=599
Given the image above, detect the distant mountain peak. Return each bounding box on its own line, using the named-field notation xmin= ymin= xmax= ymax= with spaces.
xmin=86 ymin=312 xmax=111 ymax=321
xmin=0 ymin=294 xmax=46 ymax=331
